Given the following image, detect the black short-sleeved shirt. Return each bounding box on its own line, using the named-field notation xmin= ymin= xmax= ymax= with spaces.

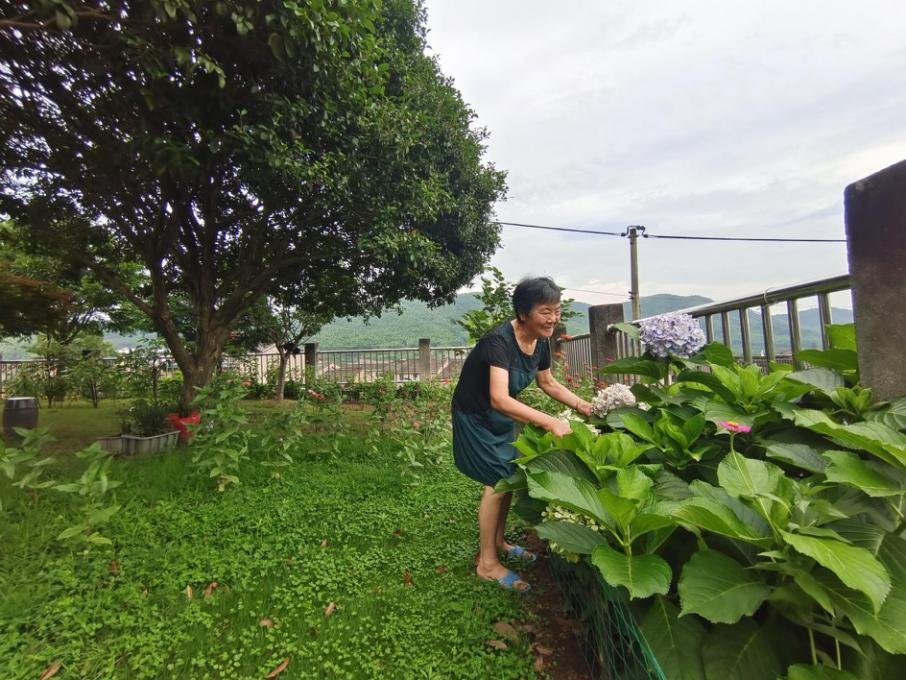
xmin=452 ymin=321 xmax=551 ymax=414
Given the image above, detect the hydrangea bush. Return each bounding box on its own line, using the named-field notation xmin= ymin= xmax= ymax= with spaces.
xmin=638 ymin=312 xmax=706 ymax=359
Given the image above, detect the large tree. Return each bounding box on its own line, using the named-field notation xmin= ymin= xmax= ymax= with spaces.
xmin=0 ymin=0 xmax=505 ymax=404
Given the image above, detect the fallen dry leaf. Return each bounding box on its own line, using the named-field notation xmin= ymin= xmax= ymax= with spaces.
xmin=203 ymin=581 xmax=219 ymax=599
xmin=520 ymin=623 xmax=537 ymax=634
xmin=534 ymin=644 xmax=553 ymax=656
xmin=435 ymin=564 xmax=448 ymax=573
xmin=534 ymin=656 xmax=545 ymax=671
xmin=109 ymin=560 xmax=120 ymax=576
xmin=38 ymin=660 xmax=62 ymax=680
xmin=320 ymin=538 xmax=329 ymax=548
xmin=493 ymin=621 xmax=519 ymax=641
xmin=402 ymin=569 xmax=413 ymax=586
xmin=485 ymin=639 xmax=508 ymax=651
xmin=184 ymin=585 xmax=194 ymax=599
xmin=259 ymin=618 xmax=274 ymax=629
xmin=265 ymin=658 xmax=290 ymax=678
xmin=324 ymin=602 xmax=336 ymax=617
xmin=393 ymin=529 xmax=402 ymax=537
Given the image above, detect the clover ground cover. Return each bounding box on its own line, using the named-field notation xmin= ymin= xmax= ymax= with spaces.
xmin=0 ymin=405 xmax=540 ymax=679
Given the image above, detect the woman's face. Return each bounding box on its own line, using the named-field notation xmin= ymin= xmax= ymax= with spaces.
xmin=522 ymin=301 xmax=562 ymax=338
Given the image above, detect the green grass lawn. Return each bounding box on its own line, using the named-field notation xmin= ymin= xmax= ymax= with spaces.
xmin=1 ymin=403 xmax=543 ymax=679
xmin=30 ymin=400 xmax=124 ymax=456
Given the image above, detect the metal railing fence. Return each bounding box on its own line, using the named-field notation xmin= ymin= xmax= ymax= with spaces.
xmin=558 ymin=274 xmax=852 ymax=383
xmin=0 ymin=345 xmax=474 ymax=397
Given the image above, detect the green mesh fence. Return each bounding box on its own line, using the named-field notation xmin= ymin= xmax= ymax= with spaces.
xmin=550 ymin=556 xmax=668 ymax=680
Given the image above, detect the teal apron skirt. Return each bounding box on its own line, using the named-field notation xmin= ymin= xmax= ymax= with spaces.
xmin=452 ymin=359 xmax=537 ymax=487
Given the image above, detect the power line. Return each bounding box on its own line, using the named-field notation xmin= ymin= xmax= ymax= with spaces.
xmin=562 ymin=287 xmax=628 ymax=299
xmin=496 ymin=221 xmax=622 ymax=237
xmin=646 ymin=233 xmax=845 ymax=243
xmin=496 ymin=220 xmax=846 ymax=243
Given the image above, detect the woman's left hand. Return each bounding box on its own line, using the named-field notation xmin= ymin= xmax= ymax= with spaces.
xmin=576 ymin=400 xmax=593 ymax=417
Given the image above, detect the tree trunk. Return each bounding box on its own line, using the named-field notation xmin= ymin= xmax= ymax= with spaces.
xmin=179 ymin=356 xmax=218 ymax=412
xmin=274 ymin=350 xmax=289 ymax=402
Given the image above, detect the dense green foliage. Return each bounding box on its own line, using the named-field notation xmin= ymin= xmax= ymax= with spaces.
xmin=0 ymin=0 xmax=506 ymax=403
xmin=504 ymin=323 xmax=906 ymax=679
xmin=1 ymin=401 xmax=542 ymax=679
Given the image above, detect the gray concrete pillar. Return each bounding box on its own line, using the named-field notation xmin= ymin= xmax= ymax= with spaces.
xmin=418 ymin=338 xmax=431 ymax=380
xmin=589 ymin=303 xmax=625 ymax=376
xmin=845 ymin=159 xmax=906 ymax=400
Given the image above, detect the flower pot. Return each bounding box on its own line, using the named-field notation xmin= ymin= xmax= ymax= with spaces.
xmin=166 ymin=412 xmax=200 ymax=442
xmin=121 ymin=430 xmax=180 ymax=455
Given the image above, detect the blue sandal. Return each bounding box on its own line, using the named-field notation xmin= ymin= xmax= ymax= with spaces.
xmin=483 ymin=569 xmax=531 ymax=593
xmin=505 ymin=545 xmax=537 ymax=563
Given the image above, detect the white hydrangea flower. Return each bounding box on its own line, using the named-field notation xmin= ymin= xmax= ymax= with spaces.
xmin=591 ymin=383 xmax=636 ymax=417
xmin=557 ymin=409 xmax=600 ymax=435
xmin=541 ymin=503 xmax=604 ymax=561
xmin=638 ymin=312 xmax=706 ymax=359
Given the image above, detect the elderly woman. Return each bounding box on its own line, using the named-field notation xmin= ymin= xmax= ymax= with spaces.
xmin=451 ymin=276 xmax=593 ymax=592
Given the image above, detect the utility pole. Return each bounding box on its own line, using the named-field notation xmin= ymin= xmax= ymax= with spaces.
xmin=624 ymin=225 xmax=646 ymax=320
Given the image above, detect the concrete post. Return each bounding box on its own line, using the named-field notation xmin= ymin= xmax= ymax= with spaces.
xmin=845 ymin=159 xmax=906 ymax=400
xmin=589 ymin=303 xmax=625 ymax=377
xmin=418 ymin=338 xmax=431 ymax=380
xmin=304 ymin=342 xmax=319 ymax=384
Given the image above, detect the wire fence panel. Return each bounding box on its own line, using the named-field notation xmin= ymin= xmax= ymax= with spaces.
xmin=550 ymin=556 xmax=667 ymax=680
xmin=429 ymin=347 xmax=472 ymax=382
xmin=317 ymin=348 xmax=421 ymax=384
xmin=561 ymin=334 xmax=593 ymax=382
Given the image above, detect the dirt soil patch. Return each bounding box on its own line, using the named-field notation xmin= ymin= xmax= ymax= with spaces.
xmin=517 ymin=534 xmax=594 ymax=679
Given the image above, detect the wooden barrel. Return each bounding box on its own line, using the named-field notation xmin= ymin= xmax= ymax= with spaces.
xmin=3 ymin=397 xmax=39 ymax=443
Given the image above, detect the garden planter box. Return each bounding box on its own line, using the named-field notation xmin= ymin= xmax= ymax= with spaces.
xmin=96 ymin=431 xmax=180 ymax=455
xmin=167 ymin=412 xmax=200 ymax=442
xmin=97 ymin=435 xmax=125 ymax=454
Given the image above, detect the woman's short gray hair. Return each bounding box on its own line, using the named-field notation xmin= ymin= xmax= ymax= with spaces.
xmin=512 ymin=277 xmax=562 ymax=321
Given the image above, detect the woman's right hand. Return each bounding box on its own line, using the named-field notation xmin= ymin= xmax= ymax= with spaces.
xmin=546 ymin=416 xmax=572 ymax=437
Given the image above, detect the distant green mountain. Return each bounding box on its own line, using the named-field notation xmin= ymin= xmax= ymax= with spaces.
xmin=310 ymin=293 xmax=713 ymax=349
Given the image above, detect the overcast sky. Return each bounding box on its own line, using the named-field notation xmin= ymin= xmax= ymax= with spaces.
xmin=424 ymin=0 xmax=906 ymax=308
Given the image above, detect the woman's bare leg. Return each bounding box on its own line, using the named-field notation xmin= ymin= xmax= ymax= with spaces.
xmin=494 ymin=491 xmax=535 ymax=559
xmin=475 ymin=486 xmax=528 ymax=589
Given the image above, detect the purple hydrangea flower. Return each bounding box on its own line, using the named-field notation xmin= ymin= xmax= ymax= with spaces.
xmin=639 ymin=313 xmax=706 ymax=359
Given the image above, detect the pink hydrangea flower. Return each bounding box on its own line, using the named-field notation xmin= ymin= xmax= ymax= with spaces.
xmin=718 ymin=421 xmax=751 ymax=434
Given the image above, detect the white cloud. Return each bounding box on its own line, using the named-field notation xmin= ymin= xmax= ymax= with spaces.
xmin=425 ymin=0 xmax=906 ymax=306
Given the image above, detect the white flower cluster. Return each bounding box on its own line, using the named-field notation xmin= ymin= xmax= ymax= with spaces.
xmin=591 ymin=383 xmax=637 ymax=417
xmin=557 ymin=409 xmax=600 ymax=435
xmin=639 ymin=312 xmax=707 ymax=359
xmin=541 ymin=503 xmax=604 ymax=562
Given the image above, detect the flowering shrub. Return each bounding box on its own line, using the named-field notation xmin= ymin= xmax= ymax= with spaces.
xmin=501 ymin=324 xmax=906 ymax=680
xmin=638 ymin=312 xmax=706 ymax=359
xmin=591 ymin=383 xmax=636 ymax=417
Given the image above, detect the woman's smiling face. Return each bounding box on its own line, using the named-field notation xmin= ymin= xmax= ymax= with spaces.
xmin=523 ymin=302 xmax=562 ymax=338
